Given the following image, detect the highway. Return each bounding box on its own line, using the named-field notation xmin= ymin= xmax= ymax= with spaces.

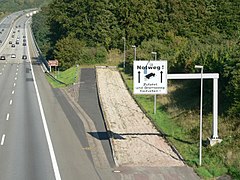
xmin=0 ymin=12 xmax=56 ymax=180
xmin=0 ymin=11 xmax=119 ymax=180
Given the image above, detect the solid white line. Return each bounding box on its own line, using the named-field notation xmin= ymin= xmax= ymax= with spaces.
xmin=26 ymin=24 xmax=62 ymax=180
xmin=9 ymin=99 xmax=13 ymax=105
xmin=12 ymin=90 xmax=15 ymax=94
xmin=6 ymin=113 xmax=10 ymax=121
xmin=1 ymin=134 xmax=5 ymax=145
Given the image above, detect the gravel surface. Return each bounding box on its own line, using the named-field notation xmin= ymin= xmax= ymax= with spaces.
xmin=96 ymin=66 xmax=184 ymax=167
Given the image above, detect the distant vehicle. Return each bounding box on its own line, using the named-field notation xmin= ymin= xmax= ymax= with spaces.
xmin=11 ymin=54 xmax=16 ymax=58
xmin=23 ymin=35 xmax=26 ymax=38
xmin=23 ymin=39 xmax=26 ymax=42
xmin=11 ymin=44 xmax=15 ymax=47
xmin=9 ymin=41 xmax=12 ymax=44
xmin=1 ymin=29 xmax=4 ymax=31
xmin=0 ymin=56 xmax=6 ymax=60
xmin=23 ymin=42 xmax=26 ymax=46
xmin=22 ymin=55 xmax=27 ymax=59
xmin=0 ymin=40 xmax=2 ymax=43
xmin=16 ymin=41 xmax=19 ymax=44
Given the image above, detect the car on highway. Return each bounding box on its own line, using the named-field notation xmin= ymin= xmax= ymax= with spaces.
xmin=16 ymin=41 xmax=19 ymax=44
xmin=23 ymin=42 xmax=26 ymax=46
xmin=9 ymin=41 xmax=12 ymax=44
xmin=0 ymin=56 xmax=6 ymax=60
xmin=11 ymin=44 xmax=15 ymax=47
xmin=11 ymin=54 xmax=16 ymax=58
xmin=22 ymin=55 xmax=27 ymax=59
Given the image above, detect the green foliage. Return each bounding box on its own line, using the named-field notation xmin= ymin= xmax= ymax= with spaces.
xmin=53 ymin=36 xmax=85 ymax=69
xmin=0 ymin=0 xmax=51 ymax=12
xmin=32 ymin=6 xmax=52 ymax=59
xmin=53 ymin=36 xmax=107 ymax=69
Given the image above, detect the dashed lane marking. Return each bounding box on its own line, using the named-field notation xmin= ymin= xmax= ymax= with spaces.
xmin=6 ymin=113 xmax=9 ymax=121
xmin=1 ymin=134 xmax=6 ymax=146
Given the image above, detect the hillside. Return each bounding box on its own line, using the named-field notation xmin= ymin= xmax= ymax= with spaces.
xmin=0 ymin=0 xmax=51 ymax=13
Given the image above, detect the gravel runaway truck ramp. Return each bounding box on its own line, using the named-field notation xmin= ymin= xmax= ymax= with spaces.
xmin=96 ymin=66 xmax=184 ymax=167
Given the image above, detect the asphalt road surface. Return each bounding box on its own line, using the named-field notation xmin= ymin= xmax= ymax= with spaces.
xmin=0 ymin=12 xmax=55 ymax=180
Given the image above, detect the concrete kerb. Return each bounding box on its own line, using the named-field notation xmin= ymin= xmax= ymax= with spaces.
xmin=95 ymin=66 xmax=119 ymax=167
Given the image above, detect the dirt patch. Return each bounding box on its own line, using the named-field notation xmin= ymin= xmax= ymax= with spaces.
xmin=96 ymin=66 xmax=184 ymax=167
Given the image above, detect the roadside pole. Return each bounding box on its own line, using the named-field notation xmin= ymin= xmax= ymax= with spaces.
xmin=152 ymin=52 xmax=157 ymax=114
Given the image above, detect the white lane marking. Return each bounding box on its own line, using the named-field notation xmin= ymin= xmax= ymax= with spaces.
xmin=9 ymin=99 xmax=13 ymax=105
xmin=15 ymin=77 xmax=17 ymax=80
xmin=40 ymin=64 xmax=45 ymax=73
xmin=16 ymin=68 xmax=19 ymax=72
xmin=2 ymin=68 xmax=4 ymax=71
xmin=13 ymin=83 xmax=16 ymax=87
xmin=1 ymin=134 xmax=5 ymax=145
xmin=16 ymin=72 xmax=18 ymax=75
xmin=6 ymin=113 xmax=10 ymax=121
xmin=27 ymin=28 xmax=62 ymax=180
xmin=12 ymin=90 xmax=15 ymax=94
xmin=0 ymin=73 xmax=2 ymax=75
xmin=4 ymin=65 xmax=6 ymax=67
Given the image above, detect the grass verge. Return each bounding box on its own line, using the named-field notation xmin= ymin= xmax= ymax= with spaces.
xmin=46 ymin=66 xmax=80 ymax=88
xmin=121 ymin=71 xmax=238 ymax=179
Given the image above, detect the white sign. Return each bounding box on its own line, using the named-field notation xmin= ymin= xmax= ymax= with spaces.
xmin=133 ymin=60 xmax=168 ymax=94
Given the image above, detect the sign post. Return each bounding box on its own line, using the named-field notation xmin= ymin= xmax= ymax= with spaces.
xmin=48 ymin=60 xmax=59 ymax=73
xmin=133 ymin=60 xmax=168 ymax=95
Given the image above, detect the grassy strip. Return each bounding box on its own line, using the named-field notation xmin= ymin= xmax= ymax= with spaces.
xmin=46 ymin=66 xmax=80 ymax=88
xmin=121 ymin=72 xmax=230 ymax=179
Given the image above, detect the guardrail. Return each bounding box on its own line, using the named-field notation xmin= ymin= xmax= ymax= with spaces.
xmin=28 ymin=19 xmax=67 ymax=86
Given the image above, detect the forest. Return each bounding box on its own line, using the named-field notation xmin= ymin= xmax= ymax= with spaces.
xmin=0 ymin=0 xmax=50 ymax=13
xmin=32 ymin=0 xmax=240 ymax=118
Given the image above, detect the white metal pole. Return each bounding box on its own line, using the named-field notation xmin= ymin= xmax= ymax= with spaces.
xmin=213 ymin=78 xmax=218 ymax=139
xmin=195 ymin=65 xmax=203 ymax=166
xmin=132 ymin=45 xmax=136 ymax=61
xmin=123 ymin=37 xmax=126 ymax=69
xmin=152 ymin=52 xmax=157 ymax=114
xmin=200 ymin=67 xmax=203 ymax=166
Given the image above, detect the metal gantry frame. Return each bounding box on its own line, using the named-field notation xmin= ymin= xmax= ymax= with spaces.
xmin=167 ymin=73 xmax=222 ymax=144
